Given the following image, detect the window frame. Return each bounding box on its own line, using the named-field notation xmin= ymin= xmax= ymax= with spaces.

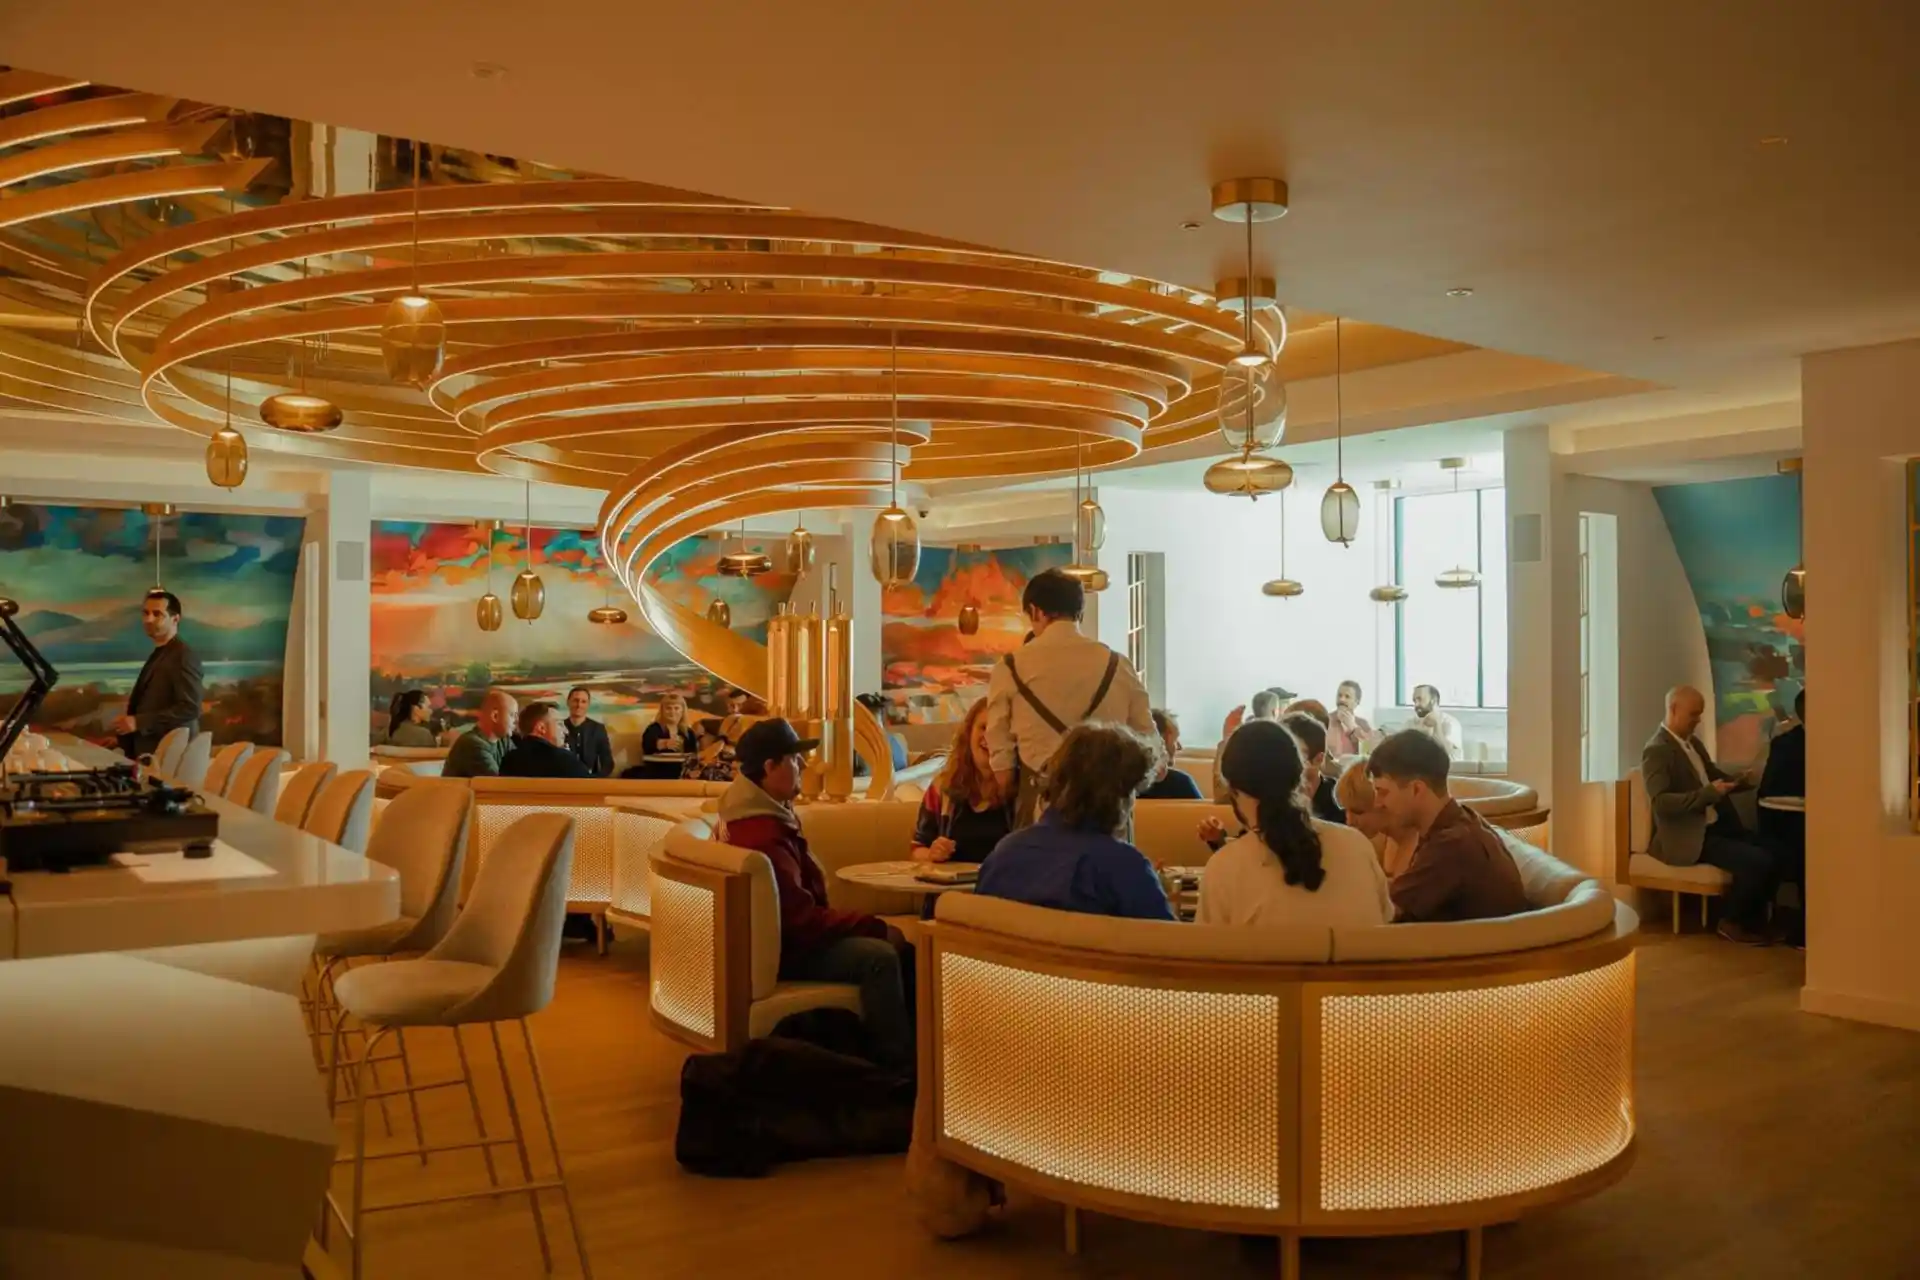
xmin=1392 ymin=486 xmax=1507 ymax=710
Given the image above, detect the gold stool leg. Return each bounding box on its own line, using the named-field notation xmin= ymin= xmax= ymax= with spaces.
xmin=489 ymin=1021 xmax=554 ymax=1272
xmin=519 ymin=1019 xmax=594 ymax=1280
xmin=1062 ymin=1205 xmax=1079 ymax=1255
xmin=1672 ymin=890 xmax=1681 ymax=934
xmin=1702 ymin=894 xmax=1710 ymax=929
xmin=1279 ymin=1231 xmax=1300 ymax=1280
xmin=1463 ymin=1225 xmax=1484 ymax=1279
xmin=349 ymin=1026 xmax=390 ymax=1280
xmin=453 ymin=1025 xmax=501 ymax=1187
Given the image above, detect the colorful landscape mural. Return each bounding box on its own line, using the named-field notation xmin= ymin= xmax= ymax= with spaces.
xmin=1652 ymin=472 xmax=1804 ymax=763
xmin=369 ymin=522 xmax=795 ymax=740
xmin=881 ymin=541 xmax=1072 ymax=719
xmin=0 ymin=504 xmax=304 ymax=746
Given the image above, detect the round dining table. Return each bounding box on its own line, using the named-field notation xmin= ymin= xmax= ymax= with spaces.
xmin=1758 ymin=795 xmax=1806 ymax=813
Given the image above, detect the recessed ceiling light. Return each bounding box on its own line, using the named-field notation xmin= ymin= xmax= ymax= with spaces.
xmin=1180 ymin=220 xmax=1201 ymax=231
xmin=471 ymin=62 xmax=508 ymax=82
xmin=1759 ymin=136 xmax=1789 ymax=147
xmin=1651 ymin=334 xmax=1667 ymax=342
xmin=1446 ymin=287 xmax=1474 ymax=298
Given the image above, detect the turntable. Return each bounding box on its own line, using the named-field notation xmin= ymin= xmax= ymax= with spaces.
xmin=0 ymin=597 xmax=219 ymax=873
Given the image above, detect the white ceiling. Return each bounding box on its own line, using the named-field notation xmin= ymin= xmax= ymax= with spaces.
xmin=6 ymin=0 xmax=1915 ymax=416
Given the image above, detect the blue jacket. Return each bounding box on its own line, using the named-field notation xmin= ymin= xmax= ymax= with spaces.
xmin=975 ymin=813 xmax=1175 ymax=921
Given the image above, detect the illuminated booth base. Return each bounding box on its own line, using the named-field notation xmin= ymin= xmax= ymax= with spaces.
xmin=915 ymin=849 xmax=1636 ymax=1277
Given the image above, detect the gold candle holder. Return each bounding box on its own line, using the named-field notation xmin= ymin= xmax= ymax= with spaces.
xmin=766 ymin=603 xmax=793 ymax=718
xmin=821 ymin=596 xmax=855 ymax=802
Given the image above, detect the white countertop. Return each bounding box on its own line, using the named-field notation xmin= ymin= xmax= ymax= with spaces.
xmin=2 ymin=739 xmax=399 ymax=960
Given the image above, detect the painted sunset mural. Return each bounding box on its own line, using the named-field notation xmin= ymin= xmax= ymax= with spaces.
xmin=0 ymin=503 xmax=303 ymax=745
xmin=882 ymin=542 xmax=1071 ymax=717
xmin=368 ymin=521 xmax=794 ymax=740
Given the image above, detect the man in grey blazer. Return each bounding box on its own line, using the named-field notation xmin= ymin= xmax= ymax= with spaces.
xmin=111 ymin=589 xmax=204 ymax=760
xmin=1642 ymin=685 xmax=1779 ymax=945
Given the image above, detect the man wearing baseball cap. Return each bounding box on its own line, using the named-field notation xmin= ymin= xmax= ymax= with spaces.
xmin=717 ymin=717 xmax=913 ymax=1069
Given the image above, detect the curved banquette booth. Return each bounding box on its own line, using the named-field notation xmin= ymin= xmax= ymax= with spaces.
xmin=918 ymin=835 xmax=1636 ymax=1278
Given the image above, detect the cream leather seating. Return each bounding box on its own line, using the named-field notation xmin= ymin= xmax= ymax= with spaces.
xmin=371 ymin=744 xmax=449 ymax=776
xmin=303 ymin=769 xmax=376 ymax=855
xmin=1614 ymin=766 xmax=1730 ymax=932
xmin=275 ymin=762 xmax=337 ymax=827
xmin=201 ymin=741 xmax=255 ymax=797
xmin=225 ymin=747 xmax=290 ymax=815
xmin=149 ymin=725 xmax=192 ymax=775
xmin=173 ymin=730 xmax=214 ymax=787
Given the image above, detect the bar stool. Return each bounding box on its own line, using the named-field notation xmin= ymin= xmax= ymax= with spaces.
xmin=324 ymin=812 xmax=590 ymax=1280
xmin=226 ymin=747 xmax=290 ymax=814
xmin=174 ymin=731 xmax=214 ymax=787
xmin=202 ymin=741 xmax=255 ymax=796
xmin=275 ymin=761 xmax=338 ymax=827
xmin=311 ymin=784 xmax=473 ymax=1133
xmin=303 ymin=770 xmax=375 ymax=855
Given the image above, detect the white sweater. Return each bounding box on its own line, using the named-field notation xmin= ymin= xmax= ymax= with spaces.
xmin=1196 ymin=820 xmax=1394 ymax=929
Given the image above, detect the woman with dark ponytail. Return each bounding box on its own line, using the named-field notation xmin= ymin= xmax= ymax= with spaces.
xmin=385 ymin=689 xmax=436 ymax=747
xmin=1197 ymin=720 xmax=1391 ymax=928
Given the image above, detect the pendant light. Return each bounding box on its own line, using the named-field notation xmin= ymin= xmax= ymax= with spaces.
xmin=510 ymin=483 xmax=544 ymax=622
xmin=262 ymin=262 xmax=342 ymax=432
xmin=1433 ymin=459 xmax=1482 ymax=589
xmin=587 ymin=539 xmax=628 ymax=625
xmin=1261 ymin=488 xmax=1303 ymax=598
xmin=719 ymin=521 xmax=772 ymax=577
xmin=1062 ymin=439 xmax=1110 ymax=592
xmin=143 ymin=503 xmax=174 ymax=588
xmin=870 ymin=325 xmax=921 ymax=586
xmin=1369 ymin=480 xmax=1407 ymax=601
xmin=205 ymin=354 xmax=248 ymax=489
xmin=379 ymin=140 xmax=446 ymax=386
xmin=1075 ymin=444 xmax=1106 ymax=555
xmin=706 ymin=598 xmax=732 ymax=629
xmin=1780 ymin=457 xmax=1805 ymax=620
xmin=475 ymin=518 xmax=504 ymax=632
xmin=1214 ymin=275 xmax=1287 ymax=453
xmin=785 ymin=510 xmax=816 ymax=576
xmin=1204 ymin=449 xmax=1293 ymax=499
xmin=1210 ymin=178 xmax=1290 ymax=371
xmin=1319 ymin=318 xmax=1360 ymax=546
xmin=955 ymin=543 xmax=982 ymax=636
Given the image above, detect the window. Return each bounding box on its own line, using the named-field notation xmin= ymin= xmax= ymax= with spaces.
xmin=1394 ymin=486 xmax=1507 ymax=708
xmin=1125 ymin=551 xmax=1165 ymax=705
xmin=1579 ymin=514 xmax=1592 ymax=781
xmin=1126 ymin=551 xmax=1150 ymax=682
xmin=1579 ymin=511 xmax=1621 ymax=782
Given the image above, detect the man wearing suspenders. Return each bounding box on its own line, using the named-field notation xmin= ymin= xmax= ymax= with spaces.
xmin=985 ymin=568 xmax=1154 ymax=828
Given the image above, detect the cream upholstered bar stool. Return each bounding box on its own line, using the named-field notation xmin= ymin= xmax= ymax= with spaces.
xmin=275 ymin=761 xmax=337 ymax=827
xmin=324 ymin=813 xmax=592 ymax=1280
xmin=201 ymin=741 xmax=255 ymax=797
xmin=311 ymin=784 xmax=474 ymax=1137
xmin=303 ymin=769 xmax=376 ymax=855
xmin=147 ymin=725 xmax=192 ymax=774
xmin=173 ymin=731 xmax=214 ymax=786
xmin=225 ymin=747 xmax=290 ymax=815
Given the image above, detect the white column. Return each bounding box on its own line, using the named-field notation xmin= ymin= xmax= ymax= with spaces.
xmin=1503 ymin=425 xmax=1559 ymax=806
xmin=318 ymin=473 xmax=372 ymax=769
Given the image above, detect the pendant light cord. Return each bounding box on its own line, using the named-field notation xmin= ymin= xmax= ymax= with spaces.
xmin=524 ymin=480 xmax=533 ymax=573
xmin=1242 ymin=203 xmax=1256 ymax=355
xmin=1334 ymin=317 xmax=1344 ymax=478
xmin=890 ymin=326 xmax=901 ymax=507
xmin=410 ymin=141 xmax=422 ymax=293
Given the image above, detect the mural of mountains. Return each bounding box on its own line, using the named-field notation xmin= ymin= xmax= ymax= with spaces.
xmin=16 ymin=604 xmax=288 ymax=664
xmin=883 ymin=542 xmax=1071 ymax=708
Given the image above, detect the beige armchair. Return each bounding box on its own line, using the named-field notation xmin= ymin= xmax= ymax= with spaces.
xmin=1614 ymin=767 xmax=1729 ymax=932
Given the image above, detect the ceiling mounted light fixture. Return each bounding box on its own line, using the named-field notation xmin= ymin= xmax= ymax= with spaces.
xmin=510 ymin=482 xmax=544 ymax=621
xmin=587 ymin=540 xmax=628 ymax=625
xmin=955 ymin=543 xmax=982 ymax=636
xmin=1062 ymin=439 xmax=1110 ymax=591
xmin=1369 ymin=480 xmax=1407 ymax=603
xmin=476 ymin=518 xmax=504 ymax=632
xmin=1433 ymin=458 xmax=1482 ymax=589
xmin=718 ymin=521 xmax=772 ymax=577
xmin=706 ymin=597 xmax=732 ymax=629
xmin=1204 ymin=450 xmax=1293 ymax=500
xmin=1261 ymin=488 xmax=1303 ymax=599
xmin=262 ymin=262 xmax=342 ymax=432
xmin=870 ymin=325 xmax=921 ymax=587
xmin=785 ymin=512 xmax=816 ymax=576
xmin=1211 ymin=177 xmax=1289 ymax=372
xmin=1319 ymin=318 xmax=1359 ymax=546
xmin=1779 ymin=457 xmax=1805 ymax=620
xmin=379 ymin=140 xmax=446 ymax=386
xmin=205 ymin=354 xmax=248 ymax=490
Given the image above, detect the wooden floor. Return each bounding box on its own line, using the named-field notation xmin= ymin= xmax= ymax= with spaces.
xmin=318 ymin=928 xmax=1920 ymax=1280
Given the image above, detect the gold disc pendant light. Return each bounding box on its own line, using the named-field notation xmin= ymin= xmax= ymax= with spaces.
xmin=380 ymin=140 xmax=446 ymax=386
xmin=205 ymin=354 xmax=248 ymax=489
xmin=476 ymin=518 xmax=504 ymax=632
xmin=1319 ymin=318 xmax=1360 ymax=546
xmin=786 ymin=511 xmax=816 ymax=576
xmin=1779 ymin=458 xmax=1806 ymax=620
xmin=1062 ymin=438 xmax=1110 ymax=591
xmin=1204 ymin=450 xmax=1293 ymax=499
xmin=262 ymin=260 xmax=343 ymax=431
xmin=1433 ymin=459 xmax=1482 ymax=589
xmin=870 ymin=326 xmax=921 ymax=587
xmin=1369 ymin=480 xmax=1407 ymax=601
xmin=1261 ymin=487 xmax=1304 ymax=598
xmin=587 ymin=539 xmax=628 ymax=625
xmin=719 ymin=521 xmax=773 ymax=577
xmin=510 ymin=483 xmax=544 ymax=622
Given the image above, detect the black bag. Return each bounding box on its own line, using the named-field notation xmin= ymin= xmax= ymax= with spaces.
xmin=674 ymin=1030 xmax=915 ymax=1178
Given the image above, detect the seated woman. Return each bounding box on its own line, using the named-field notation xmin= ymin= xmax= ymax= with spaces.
xmin=1140 ymin=709 xmax=1204 ymax=799
xmin=1334 ymin=759 xmax=1414 ymax=878
xmin=911 ymin=700 xmax=1014 ymax=864
xmin=1197 ymin=720 xmax=1392 ymax=928
xmin=384 ymin=690 xmax=438 ymax=748
xmin=1283 ymin=712 xmax=1345 ymax=824
xmin=975 ymin=722 xmax=1175 ymax=921
xmin=624 ymin=691 xmax=692 ymax=780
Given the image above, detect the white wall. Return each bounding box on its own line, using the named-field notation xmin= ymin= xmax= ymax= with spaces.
xmin=1094 ymin=485 xmax=1386 ymax=746
xmin=1800 ymin=337 xmax=1920 ymax=1033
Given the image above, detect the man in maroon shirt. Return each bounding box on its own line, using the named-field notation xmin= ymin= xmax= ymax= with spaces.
xmin=717 ymin=718 xmax=913 ymax=1068
xmin=1367 ymin=731 xmax=1529 ymax=923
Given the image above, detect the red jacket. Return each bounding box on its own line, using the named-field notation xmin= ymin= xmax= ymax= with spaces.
xmin=718 ymin=778 xmax=888 ymax=963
